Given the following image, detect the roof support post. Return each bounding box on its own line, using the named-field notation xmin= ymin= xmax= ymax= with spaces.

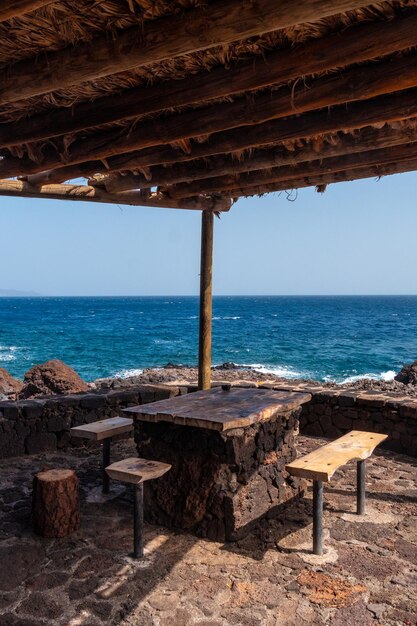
xmin=198 ymin=210 xmax=214 ymax=391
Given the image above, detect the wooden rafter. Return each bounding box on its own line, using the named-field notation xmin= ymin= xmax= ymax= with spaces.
xmin=2 ymin=11 xmax=417 ymax=148
xmin=0 ymin=180 xmax=231 ymax=212
xmin=0 ymin=0 xmax=55 ymax=23
xmin=228 ymin=157 xmax=417 ymax=197
xmin=166 ymin=142 xmax=417 ymax=197
xmin=0 ymin=0 xmax=372 ymax=105
xmin=14 ymin=88 xmax=417 ymax=184
xmin=103 ymin=125 xmax=417 ymax=193
xmin=3 ymin=53 xmax=417 ymax=181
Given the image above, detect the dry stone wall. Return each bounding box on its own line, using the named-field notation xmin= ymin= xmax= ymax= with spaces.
xmin=0 ymin=385 xmax=180 ymax=459
xmin=262 ymin=383 xmax=417 ymax=458
xmin=1 ymin=380 xmax=417 ymax=459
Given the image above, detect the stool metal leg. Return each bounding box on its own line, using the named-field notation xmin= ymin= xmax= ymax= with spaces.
xmin=102 ymin=438 xmax=111 ymax=494
xmin=133 ymin=483 xmax=144 ymax=559
xmin=313 ymin=479 xmax=323 ymax=556
xmin=357 ymin=459 xmax=366 ymax=515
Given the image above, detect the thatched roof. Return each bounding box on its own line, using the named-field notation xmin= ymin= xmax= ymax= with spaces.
xmin=1 ymin=0 xmax=417 ymax=210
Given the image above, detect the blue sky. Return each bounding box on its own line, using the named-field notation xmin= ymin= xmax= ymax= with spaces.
xmin=1 ymin=171 xmax=416 ymax=296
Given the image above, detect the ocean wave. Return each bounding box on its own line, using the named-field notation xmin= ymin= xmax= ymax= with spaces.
xmin=326 ymin=370 xmax=397 ymax=384
xmin=115 ymin=368 xmax=144 ymax=378
xmin=0 ymin=345 xmax=19 ymax=362
xmin=242 ymin=363 xmax=306 ymax=379
xmin=212 ymin=316 xmax=241 ymax=320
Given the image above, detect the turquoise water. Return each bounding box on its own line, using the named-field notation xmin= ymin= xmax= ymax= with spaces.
xmin=0 ymin=296 xmax=416 ymax=383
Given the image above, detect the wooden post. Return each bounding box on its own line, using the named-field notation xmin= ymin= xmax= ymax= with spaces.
xmin=198 ymin=210 xmax=214 ymax=390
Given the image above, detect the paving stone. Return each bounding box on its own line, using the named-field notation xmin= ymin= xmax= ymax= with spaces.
xmin=16 ymin=592 xmax=63 ymax=619
xmin=0 ymin=437 xmax=416 ymax=626
xmin=0 ymin=544 xmax=45 ymax=591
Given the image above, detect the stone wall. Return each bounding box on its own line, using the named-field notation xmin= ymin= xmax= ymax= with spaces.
xmin=262 ymin=383 xmax=417 ymax=458
xmin=135 ymin=406 xmax=304 ymax=542
xmin=1 ymin=379 xmax=417 ymax=460
xmin=0 ymin=384 xmax=180 ymax=459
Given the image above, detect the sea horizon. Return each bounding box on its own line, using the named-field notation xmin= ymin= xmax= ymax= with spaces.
xmin=1 ymin=295 xmax=416 ymax=384
xmin=2 ymin=293 xmax=417 ymax=297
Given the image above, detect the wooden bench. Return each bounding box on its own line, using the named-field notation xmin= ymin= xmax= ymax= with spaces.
xmin=70 ymin=417 xmax=134 ymax=494
xmin=106 ymin=457 xmax=171 ymax=558
xmin=286 ymin=430 xmax=388 ymax=555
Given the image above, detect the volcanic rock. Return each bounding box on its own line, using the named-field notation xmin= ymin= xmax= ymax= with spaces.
xmin=0 ymin=367 xmax=23 ymax=399
xmin=20 ymin=359 xmax=89 ymax=399
xmin=394 ymin=360 xmax=417 ymax=385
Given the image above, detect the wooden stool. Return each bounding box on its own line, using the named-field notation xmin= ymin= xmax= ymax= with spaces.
xmin=106 ymin=457 xmax=171 ymax=558
xmin=286 ymin=430 xmax=388 ymax=555
xmin=71 ymin=417 xmax=133 ymax=493
xmin=32 ymin=468 xmax=79 ymax=537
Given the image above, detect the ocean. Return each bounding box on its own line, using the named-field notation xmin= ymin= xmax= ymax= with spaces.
xmin=0 ymin=296 xmax=416 ymax=383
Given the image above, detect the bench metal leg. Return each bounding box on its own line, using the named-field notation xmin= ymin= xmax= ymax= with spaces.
xmin=313 ymin=479 xmax=323 ymax=556
xmin=133 ymin=483 xmax=144 ymax=559
xmin=357 ymin=459 xmax=366 ymax=515
xmin=102 ymin=438 xmax=111 ymax=494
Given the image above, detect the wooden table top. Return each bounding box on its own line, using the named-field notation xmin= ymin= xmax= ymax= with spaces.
xmin=124 ymin=387 xmax=311 ymax=432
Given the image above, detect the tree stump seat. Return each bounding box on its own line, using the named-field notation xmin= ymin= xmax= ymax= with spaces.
xmin=70 ymin=417 xmax=133 ymax=493
xmin=106 ymin=457 xmax=171 ymax=559
xmin=32 ymin=468 xmax=79 ymax=537
xmin=286 ymin=430 xmax=388 ymax=555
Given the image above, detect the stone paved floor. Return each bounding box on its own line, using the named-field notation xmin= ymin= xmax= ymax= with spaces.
xmin=0 ymin=437 xmax=416 ymax=626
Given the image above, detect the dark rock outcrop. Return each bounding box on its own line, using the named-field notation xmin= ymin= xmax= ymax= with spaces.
xmin=20 ymin=359 xmax=89 ymax=399
xmin=394 ymin=360 xmax=417 ymax=385
xmin=0 ymin=367 xmax=23 ymax=399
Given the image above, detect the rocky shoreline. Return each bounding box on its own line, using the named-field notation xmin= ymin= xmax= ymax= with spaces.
xmin=94 ymin=362 xmax=417 ymax=397
xmin=2 ymin=359 xmax=417 ymax=401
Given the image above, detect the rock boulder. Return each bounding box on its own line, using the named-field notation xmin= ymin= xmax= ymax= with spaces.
xmin=20 ymin=360 xmax=89 ymax=398
xmin=0 ymin=368 xmax=23 ymax=399
xmin=394 ymin=360 xmax=417 ymax=385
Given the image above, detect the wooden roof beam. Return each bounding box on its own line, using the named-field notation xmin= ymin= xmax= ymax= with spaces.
xmin=166 ymin=141 xmax=417 ymax=197
xmin=0 ymin=0 xmax=55 ymax=22
xmin=0 ymin=0 xmax=373 ymax=105
xmin=0 ymin=180 xmax=231 ymax=211
xmin=103 ymin=124 xmax=417 ymax=193
xmin=15 ymin=87 xmax=417 ymax=185
xmin=228 ymin=156 xmax=417 ymax=197
xmin=3 ymin=53 xmax=417 ymax=180
xmin=3 ymin=10 xmax=417 ymax=148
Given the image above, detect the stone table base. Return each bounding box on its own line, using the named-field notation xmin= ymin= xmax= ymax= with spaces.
xmin=134 ymin=407 xmax=305 ymax=541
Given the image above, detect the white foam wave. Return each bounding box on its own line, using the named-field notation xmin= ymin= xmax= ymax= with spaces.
xmin=0 ymin=345 xmax=19 ymax=362
xmin=242 ymin=363 xmax=305 ymax=379
xmin=212 ymin=316 xmax=240 ymax=320
xmin=328 ymin=370 xmax=397 ymax=384
xmin=115 ymin=368 xmax=144 ymax=378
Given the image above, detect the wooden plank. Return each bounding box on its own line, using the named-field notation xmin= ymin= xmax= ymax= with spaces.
xmin=0 ymin=0 xmax=55 ymax=22
xmin=8 ymin=84 xmax=417 ymax=184
xmin=0 ymin=180 xmax=231 ymax=211
xmin=70 ymin=417 xmax=133 ymax=442
xmin=124 ymin=388 xmax=311 ymax=432
xmin=3 ymin=11 xmax=417 ymax=148
xmin=286 ymin=431 xmax=388 ymax=481
xmin=104 ymin=125 xmax=417 ymax=193
xmin=198 ymin=211 xmax=214 ymax=391
xmin=168 ymin=141 xmax=417 ymax=197
xmin=0 ymin=0 xmax=372 ymax=105
xmin=105 ymin=457 xmax=171 ymax=485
